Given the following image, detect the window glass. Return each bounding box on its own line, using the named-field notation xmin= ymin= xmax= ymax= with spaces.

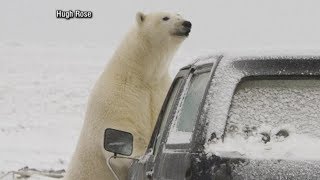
xmin=153 ymin=78 xmax=182 ymax=154
xmin=207 ymin=79 xmax=320 ymax=160
xmin=176 ymin=72 xmax=210 ymax=132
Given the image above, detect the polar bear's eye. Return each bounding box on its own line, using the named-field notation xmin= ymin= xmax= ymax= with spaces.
xmin=162 ymin=17 xmax=170 ymax=21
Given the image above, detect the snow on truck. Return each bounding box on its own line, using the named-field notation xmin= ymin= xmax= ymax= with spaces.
xmin=105 ymin=52 xmax=320 ymax=180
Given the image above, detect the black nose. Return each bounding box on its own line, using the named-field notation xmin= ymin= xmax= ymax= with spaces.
xmin=182 ymin=21 xmax=192 ymax=28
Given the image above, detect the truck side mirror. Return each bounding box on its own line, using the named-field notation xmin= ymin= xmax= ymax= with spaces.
xmin=104 ymin=128 xmax=133 ymax=156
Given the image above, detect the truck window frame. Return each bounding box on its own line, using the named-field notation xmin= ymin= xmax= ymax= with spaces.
xmin=147 ymin=63 xmax=215 ymax=156
xmin=165 ymin=66 xmax=212 ymax=149
xmin=148 ymin=68 xmax=190 ymax=155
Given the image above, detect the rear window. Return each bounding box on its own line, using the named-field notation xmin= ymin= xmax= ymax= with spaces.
xmin=207 ymin=79 xmax=320 ymax=160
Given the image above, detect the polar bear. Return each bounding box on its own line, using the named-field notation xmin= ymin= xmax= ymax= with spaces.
xmin=64 ymin=12 xmax=191 ymax=180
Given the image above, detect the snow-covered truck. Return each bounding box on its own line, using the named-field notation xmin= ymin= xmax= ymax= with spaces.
xmin=105 ymin=52 xmax=320 ymax=180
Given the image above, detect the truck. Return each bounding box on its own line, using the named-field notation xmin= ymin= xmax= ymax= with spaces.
xmin=105 ymin=52 xmax=320 ymax=180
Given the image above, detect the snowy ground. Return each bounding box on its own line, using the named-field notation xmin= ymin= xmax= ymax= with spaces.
xmin=0 ymin=42 xmax=194 ymax=178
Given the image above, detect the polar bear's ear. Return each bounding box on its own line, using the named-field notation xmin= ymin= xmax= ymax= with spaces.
xmin=136 ymin=12 xmax=145 ymax=26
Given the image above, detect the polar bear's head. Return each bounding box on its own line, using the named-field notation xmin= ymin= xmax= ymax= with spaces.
xmin=135 ymin=12 xmax=192 ymax=45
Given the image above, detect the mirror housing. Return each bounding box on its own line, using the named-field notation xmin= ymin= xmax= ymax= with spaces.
xmin=104 ymin=128 xmax=133 ymax=156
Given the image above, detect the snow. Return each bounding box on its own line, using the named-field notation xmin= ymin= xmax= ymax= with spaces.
xmin=206 ymin=126 xmax=320 ymax=160
xmin=202 ymin=56 xmax=244 ymax=141
xmin=206 ymin=79 xmax=320 ymax=160
xmin=166 ymin=131 xmax=192 ymax=145
xmin=0 ymin=44 xmax=106 ymax=177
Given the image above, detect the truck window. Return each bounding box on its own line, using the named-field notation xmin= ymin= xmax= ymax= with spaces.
xmin=207 ymin=79 xmax=320 ymax=160
xmin=167 ymin=71 xmax=210 ymax=144
xmin=153 ymin=77 xmax=183 ymax=155
xmin=176 ymin=72 xmax=210 ymax=132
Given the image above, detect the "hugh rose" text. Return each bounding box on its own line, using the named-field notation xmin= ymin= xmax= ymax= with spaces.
xmin=56 ymin=10 xmax=93 ymax=20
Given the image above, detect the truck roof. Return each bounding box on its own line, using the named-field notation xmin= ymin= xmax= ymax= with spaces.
xmin=184 ymin=50 xmax=320 ymax=69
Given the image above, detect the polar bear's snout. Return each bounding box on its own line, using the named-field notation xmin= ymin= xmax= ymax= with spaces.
xmin=173 ymin=20 xmax=192 ymax=37
xmin=182 ymin=20 xmax=192 ymax=36
xmin=182 ymin=21 xmax=192 ymax=29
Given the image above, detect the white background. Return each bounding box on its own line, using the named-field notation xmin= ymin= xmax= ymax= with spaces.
xmin=2 ymin=0 xmax=320 ymax=50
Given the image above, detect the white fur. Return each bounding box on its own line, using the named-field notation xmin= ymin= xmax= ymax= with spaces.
xmin=65 ymin=12 xmax=189 ymax=180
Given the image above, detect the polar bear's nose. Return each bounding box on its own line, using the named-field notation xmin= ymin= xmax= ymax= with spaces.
xmin=182 ymin=21 xmax=192 ymax=29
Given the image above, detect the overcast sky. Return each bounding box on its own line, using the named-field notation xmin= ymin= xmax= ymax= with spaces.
xmin=1 ymin=0 xmax=320 ymax=52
